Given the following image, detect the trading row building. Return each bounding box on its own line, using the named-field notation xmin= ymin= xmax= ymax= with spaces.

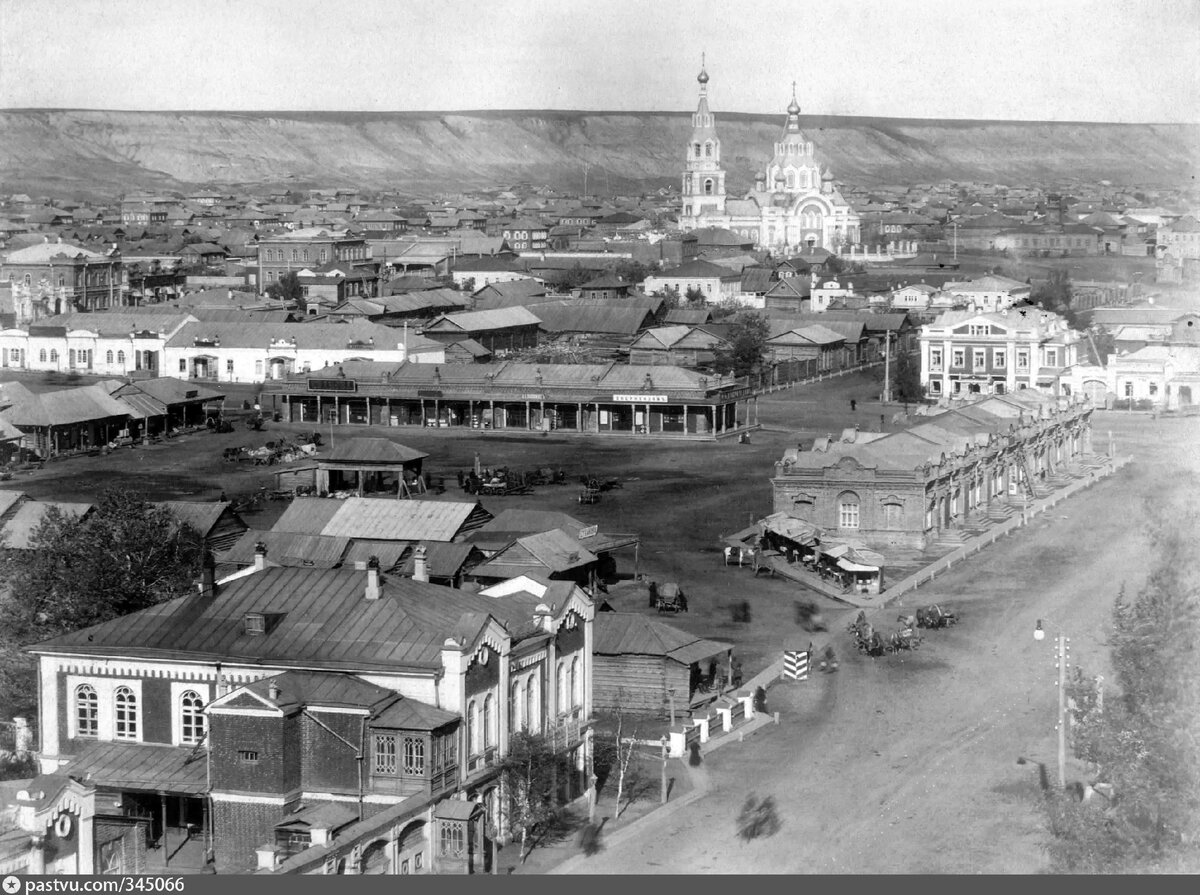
xmin=771 ymin=389 xmax=1096 ymax=550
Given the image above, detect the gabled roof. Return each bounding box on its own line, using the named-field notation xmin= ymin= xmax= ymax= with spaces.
xmin=29 ymin=565 xmax=548 ymax=671
xmin=1 ymin=500 xmax=93 ymax=549
xmin=471 ymin=529 xmax=597 ymax=579
xmin=423 ymin=306 xmax=542 ymax=333
xmin=155 ymin=501 xmax=239 ymax=537
xmin=1 ymin=384 xmax=132 ymax=428
xmin=593 ymin=613 xmax=731 ymax=663
xmin=54 ymin=740 xmax=208 ymax=795
xmin=523 ymin=301 xmax=654 ymax=335
xmin=656 ymin=259 xmax=742 ymax=279
xmin=272 ymin=496 xmax=491 ymax=542
xmin=322 ymin=437 xmax=429 ymax=465
xmin=240 ymin=670 xmax=396 ymax=713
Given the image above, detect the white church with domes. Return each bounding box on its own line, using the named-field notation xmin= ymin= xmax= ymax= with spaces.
xmin=679 ymin=61 xmax=861 ymax=254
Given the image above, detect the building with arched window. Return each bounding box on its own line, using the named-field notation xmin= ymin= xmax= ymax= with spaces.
xmin=772 ymin=389 xmax=1097 ymax=551
xmin=27 ymin=562 xmax=594 ymax=876
xmin=678 ymin=63 xmax=861 ymax=253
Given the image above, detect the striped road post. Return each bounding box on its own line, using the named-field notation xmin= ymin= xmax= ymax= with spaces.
xmin=782 ymin=649 xmax=810 ymax=680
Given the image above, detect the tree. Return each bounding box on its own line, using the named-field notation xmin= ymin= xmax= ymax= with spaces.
xmin=656 ymin=285 xmax=681 ymax=310
xmin=684 ymin=286 xmax=707 ymax=307
xmin=612 ymin=260 xmax=652 ymax=286
xmin=1031 ymin=268 xmax=1078 ymax=326
xmin=0 ymin=490 xmax=205 ymax=720
xmin=891 ymin=344 xmax=924 ymax=405
xmin=593 ymin=700 xmax=648 ymax=820
xmin=713 ymin=313 xmax=770 ymax=378
xmin=497 ymin=730 xmax=566 ymax=863
xmin=266 ymin=270 xmax=303 ymax=305
xmin=561 ymin=264 xmax=592 ymax=291
xmin=1038 ymin=499 xmax=1200 ymax=872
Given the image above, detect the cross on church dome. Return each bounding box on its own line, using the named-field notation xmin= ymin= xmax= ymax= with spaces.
xmin=787 ymin=81 xmax=801 ymax=115
xmin=698 ymin=52 xmax=709 ymax=85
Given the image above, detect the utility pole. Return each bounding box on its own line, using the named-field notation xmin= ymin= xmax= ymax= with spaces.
xmin=660 ymin=736 xmax=669 ymax=804
xmin=1056 ymin=632 xmax=1068 ymax=789
xmin=883 ymin=331 xmax=891 ymax=404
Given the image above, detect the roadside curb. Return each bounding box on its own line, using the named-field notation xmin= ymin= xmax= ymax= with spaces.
xmin=547 ymin=710 xmax=780 ymax=874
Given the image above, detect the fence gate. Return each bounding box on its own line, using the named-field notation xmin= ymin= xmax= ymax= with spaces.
xmin=782 ymin=649 xmax=810 ymax=680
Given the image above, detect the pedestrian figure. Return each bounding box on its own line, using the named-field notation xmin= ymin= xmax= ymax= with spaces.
xmin=687 ymin=741 xmax=703 ymax=767
xmin=753 ymin=686 xmax=768 ymax=714
xmin=648 ymin=580 xmax=658 ymax=609
xmin=850 ymin=398 xmax=857 ymax=411
xmin=724 ymin=545 xmax=732 ymax=566
xmin=731 ymin=658 xmax=744 ymax=689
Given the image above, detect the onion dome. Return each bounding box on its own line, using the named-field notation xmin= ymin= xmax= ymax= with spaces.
xmin=787 ymin=81 xmax=800 ymax=115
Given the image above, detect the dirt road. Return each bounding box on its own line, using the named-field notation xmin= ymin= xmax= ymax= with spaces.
xmin=567 ymin=413 xmax=1198 ymax=874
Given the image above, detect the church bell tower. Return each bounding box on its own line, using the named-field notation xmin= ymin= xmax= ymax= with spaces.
xmin=681 ymin=55 xmax=726 ymax=222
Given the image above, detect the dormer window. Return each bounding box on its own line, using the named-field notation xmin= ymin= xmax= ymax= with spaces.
xmin=244 ymin=612 xmax=266 ymax=635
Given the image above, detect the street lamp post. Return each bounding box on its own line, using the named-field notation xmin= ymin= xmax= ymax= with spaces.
xmin=1034 ymin=619 xmax=1069 ymax=789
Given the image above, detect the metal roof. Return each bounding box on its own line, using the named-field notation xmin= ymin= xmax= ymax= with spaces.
xmin=30 ymin=565 xmax=546 ymax=672
xmin=243 ymin=670 xmax=394 ymax=712
xmin=373 ymin=696 xmax=459 ymax=731
xmin=221 ymin=530 xmax=351 ymax=568
xmin=58 ymin=740 xmax=208 ymax=795
xmin=320 ymin=497 xmax=491 ymax=542
xmin=270 ymin=499 xmax=345 ymax=535
xmin=322 ymin=437 xmax=429 ymax=465
xmin=0 ymin=489 xmax=24 ymax=519
xmin=1 ymin=384 xmax=133 ymax=427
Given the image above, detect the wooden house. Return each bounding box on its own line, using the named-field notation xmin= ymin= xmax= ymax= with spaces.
xmin=592 ymin=613 xmax=732 ymax=718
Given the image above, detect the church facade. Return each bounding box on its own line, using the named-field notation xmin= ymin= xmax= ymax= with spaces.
xmin=679 ymin=64 xmax=861 ymax=255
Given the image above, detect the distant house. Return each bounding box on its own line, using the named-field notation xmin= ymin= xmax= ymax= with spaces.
xmin=179 ymin=243 xmax=227 ymax=268
xmin=577 ymin=275 xmax=634 ymax=301
xmin=0 ymin=496 xmax=94 ymax=549
xmin=628 ymin=325 xmax=729 ymax=367
xmin=765 ymin=323 xmax=847 ymax=370
xmin=421 ymin=307 xmax=543 ymax=355
xmin=763 ymin=277 xmax=811 ymax=314
xmin=155 ymin=501 xmax=248 ymax=554
xmin=643 ymin=260 xmax=741 ymax=304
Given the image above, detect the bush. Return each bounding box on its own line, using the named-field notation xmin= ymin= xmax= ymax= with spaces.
xmin=737 ymin=794 xmax=781 ymax=841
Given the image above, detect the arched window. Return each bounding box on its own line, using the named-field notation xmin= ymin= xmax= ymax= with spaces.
xmin=106 ymin=350 xmax=114 ymax=364
xmin=557 ymin=660 xmax=568 ymax=716
xmin=525 ymin=675 xmax=538 ymax=734
xmin=76 ymin=685 xmax=98 ymax=737
xmin=49 ymin=349 xmax=58 ymax=363
xmin=180 ymin=690 xmax=205 ymax=744
xmin=692 ymin=142 xmax=701 ymax=157
xmin=510 ymin=681 xmax=522 ymax=732
xmin=838 ymin=492 xmax=860 ymax=529
xmin=39 ymin=349 xmax=47 ymax=362
xmin=117 ymin=350 xmax=125 ymax=365
xmin=483 ymin=693 xmax=495 ymax=749
xmin=302 ymin=249 xmax=310 ymax=262
xmin=114 ymin=686 xmax=138 ymax=740
xmin=704 ymin=142 xmax=712 ymax=157
xmin=571 ymin=657 xmax=582 ymax=708
xmin=786 ymin=171 xmax=795 ymax=189
xmin=467 ymin=699 xmax=478 ymax=754
xmin=703 ymin=179 xmax=714 ymax=196
xmin=23 ymin=274 xmax=31 ymax=286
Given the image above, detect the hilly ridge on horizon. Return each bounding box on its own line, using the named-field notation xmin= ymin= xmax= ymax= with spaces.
xmin=0 ymin=108 xmax=1196 ymax=199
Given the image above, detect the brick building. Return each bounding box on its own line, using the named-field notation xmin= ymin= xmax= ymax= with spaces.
xmin=771 ymin=390 xmax=1095 ymax=550
xmin=25 ymin=558 xmax=595 ymax=874
xmin=256 ymin=229 xmax=370 ymax=289
xmin=1 ymin=238 xmax=126 ymax=315
xmin=919 ymin=308 xmax=1084 ymax=398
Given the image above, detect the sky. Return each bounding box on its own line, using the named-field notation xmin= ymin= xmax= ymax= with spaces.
xmin=1 ymin=0 xmax=1198 ymax=122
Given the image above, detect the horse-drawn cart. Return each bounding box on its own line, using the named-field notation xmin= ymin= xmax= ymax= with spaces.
xmin=655 ymin=582 xmax=688 ymax=614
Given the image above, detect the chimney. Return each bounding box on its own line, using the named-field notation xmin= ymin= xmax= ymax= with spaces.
xmin=412 ymin=545 xmax=429 ymax=583
xmin=254 ymin=541 xmax=268 ymax=571
xmin=366 ymin=555 xmax=382 ymax=599
xmin=197 ymin=551 xmax=216 ymax=597
xmin=267 ymin=681 xmax=281 ymax=701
